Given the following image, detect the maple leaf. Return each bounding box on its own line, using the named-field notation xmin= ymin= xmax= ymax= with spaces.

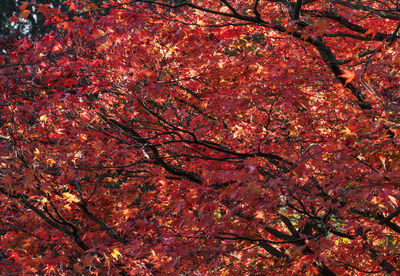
xmin=20 ymin=10 xmax=31 ymax=19
xmin=61 ymin=22 xmax=73 ymax=33
xmin=339 ymin=69 xmax=355 ymax=85
xmin=364 ymin=28 xmax=378 ymax=39
xmin=19 ymin=2 xmax=29 ymax=10
xmin=9 ymin=14 xmax=19 ymax=23
xmin=110 ymin=248 xmax=122 ymax=260
xmin=62 ymin=192 xmax=80 ymax=203
xmin=68 ymin=2 xmax=77 ymax=12
xmin=39 ymin=114 xmax=48 ymax=122
xmin=8 ymin=251 xmax=19 ymax=261
xmin=73 ymin=263 xmax=84 ymax=273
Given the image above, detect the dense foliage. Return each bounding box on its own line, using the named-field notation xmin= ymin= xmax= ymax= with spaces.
xmin=1 ymin=0 xmax=399 ymax=274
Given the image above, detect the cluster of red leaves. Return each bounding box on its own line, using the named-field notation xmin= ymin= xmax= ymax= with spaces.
xmin=0 ymin=0 xmax=400 ymax=274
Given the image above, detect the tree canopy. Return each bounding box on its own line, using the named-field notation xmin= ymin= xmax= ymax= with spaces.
xmin=0 ymin=0 xmax=399 ymax=274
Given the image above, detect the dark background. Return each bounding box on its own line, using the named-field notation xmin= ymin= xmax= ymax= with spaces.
xmin=0 ymin=0 xmax=66 ymax=39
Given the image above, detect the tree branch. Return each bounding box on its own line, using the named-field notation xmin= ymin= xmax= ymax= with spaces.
xmin=79 ymin=203 xmax=128 ymax=244
xmin=253 ymin=0 xmax=261 ymax=19
xmin=330 ymin=0 xmax=400 ymax=20
xmin=0 ymin=188 xmax=89 ymax=251
xmin=219 ymin=0 xmax=239 ymax=15
xmin=303 ymin=10 xmax=390 ymax=41
xmin=292 ymin=0 xmax=302 ymax=20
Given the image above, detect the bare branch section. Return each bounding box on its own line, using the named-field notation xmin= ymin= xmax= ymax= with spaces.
xmin=292 ymin=0 xmax=302 ymax=20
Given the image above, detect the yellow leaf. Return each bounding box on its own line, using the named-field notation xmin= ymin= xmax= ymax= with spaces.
xmin=99 ymin=41 xmax=112 ymax=50
xmin=39 ymin=114 xmax=48 ymax=122
xmin=52 ymin=43 xmax=63 ymax=52
xmin=379 ymin=155 xmax=386 ymax=170
xmin=388 ymin=195 xmax=398 ymax=207
xmin=254 ymin=210 xmax=265 ymax=220
xmin=104 ymin=177 xmax=116 ymax=183
xmin=62 ymin=192 xmax=80 ymax=203
xmin=111 ymin=248 xmax=122 ymax=259
xmin=78 ymin=133 xmax=87 ymax=141
xmin=55 ymin=128 xmax=65 ymax=135
xmin=341 ymin=127 xmax=356 ymax=136
xmin=46 ymin=158 xmax=56 ymax=166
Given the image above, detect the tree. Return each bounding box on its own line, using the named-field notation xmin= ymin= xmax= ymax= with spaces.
xmin=0 ymin=0 xmax=399 ymax=274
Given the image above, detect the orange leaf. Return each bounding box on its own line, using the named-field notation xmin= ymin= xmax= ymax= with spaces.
xmin=339 ymin=69 xmax=355 ymax=85
xmin=19 ymin=2 xmax=29 ymax=10
xmin=365 ymin=28 xmax=377 ymax=39
xmin=285 ymin=25 xmax=296 ymax=34
xmin=20 ymin=10 xmax=31 ymax=19
xmin=73 ymin=263 xmax=84 ymax=273
xmin=68 ymin=2 xmax=77 ymax=12
xmin=82 ymin=254 xmax=94 ymax=266
xmin=62 ymin=22 xmax=73 ymax=33
xmin=9 ymin=14 xmax=19 ymax=23
xmin=46 ymin=158 xmax=56 ymax=166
